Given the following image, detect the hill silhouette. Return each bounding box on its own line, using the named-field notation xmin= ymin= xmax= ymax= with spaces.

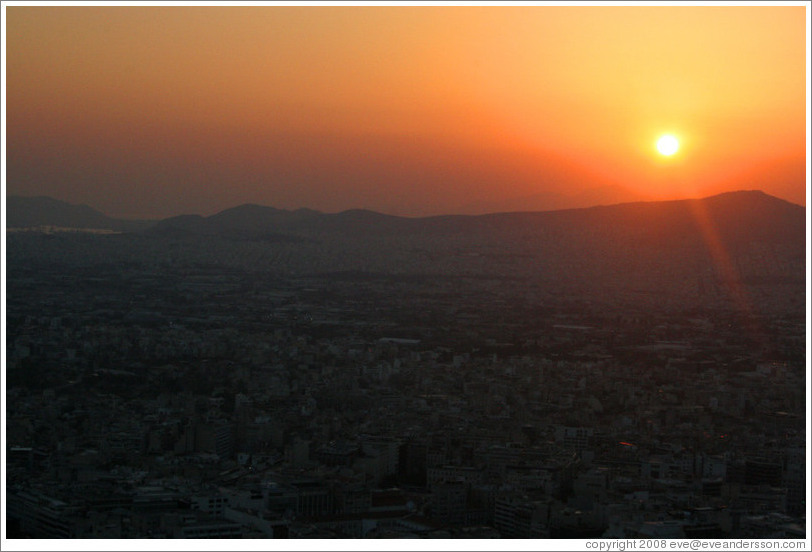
xmin=7 ymin=190 xmax=805 ymax=256
xmin=6 ymin=196 xmax=152 ymax=232
xmin=140 ymin=189 xmax=803 ymax=248
xmin=6 ymin=190 xmax=804 ymax=315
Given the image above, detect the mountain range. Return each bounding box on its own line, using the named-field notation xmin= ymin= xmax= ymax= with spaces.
xmin=6 ymin=190 xmax=806 ymax=316
xmin=6 ymin=190 xmax=806 ymax=248
xmin=5 ymin=195 xmax=152 ymax=233
xmin=166 ymin=189 xmax=804 ymax=243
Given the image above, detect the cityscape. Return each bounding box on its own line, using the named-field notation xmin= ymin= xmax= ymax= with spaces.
xmin=2 ymin=3 xmax=808 ymax=548
xmin=4 ymin=191 xmax=807 ymax=541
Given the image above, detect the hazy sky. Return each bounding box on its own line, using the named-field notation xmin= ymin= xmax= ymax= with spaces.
xmin=5 ymin=4 xmax=808 ymax=218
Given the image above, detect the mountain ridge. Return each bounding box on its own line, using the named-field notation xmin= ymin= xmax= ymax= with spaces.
xmin=6 ymin=190 xmax=805 ymax=249
xmin=7 ymin=190 xmax=805 ymax=317
xmin=5 ymin=195 xmax=153 ymax=232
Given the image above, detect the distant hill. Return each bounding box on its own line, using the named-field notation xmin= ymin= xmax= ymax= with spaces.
xmin=144 ymin=189 xmax=804 ymax=248
xmin=149 ymin=204 xmax=320 ymax=242
xmin=7 ymin=190 xmax=805 ymax=255
xmin=6 ymin=196 xmax=154 ymax=232
xmin=6 ymin=190 xmax=805 ymax=315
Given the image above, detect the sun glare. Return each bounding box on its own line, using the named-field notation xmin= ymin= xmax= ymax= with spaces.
xmin=656 ymin=134 xmax=680 ymax=156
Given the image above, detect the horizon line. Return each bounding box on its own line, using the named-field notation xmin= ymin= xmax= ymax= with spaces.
xmin=4 ymin=188 xmax=806 ymax=223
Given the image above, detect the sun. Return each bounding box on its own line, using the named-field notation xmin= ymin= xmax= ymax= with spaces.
xmin=656 ymin=134 xmax=680 ymax=156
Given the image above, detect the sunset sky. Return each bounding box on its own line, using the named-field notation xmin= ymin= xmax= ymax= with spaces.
xmin=4 ymin=3 xmax=808 ymax=218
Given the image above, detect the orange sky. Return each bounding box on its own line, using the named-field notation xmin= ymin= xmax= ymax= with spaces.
xmin=5 ymin=5 xmax=808 ymax=218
